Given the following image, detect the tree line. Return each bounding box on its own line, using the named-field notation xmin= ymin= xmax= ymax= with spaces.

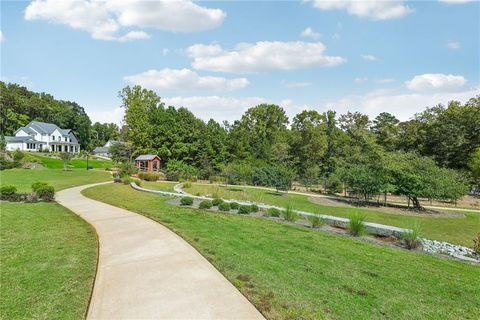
xmin=1 ymin=82 xmax=478 ymax=207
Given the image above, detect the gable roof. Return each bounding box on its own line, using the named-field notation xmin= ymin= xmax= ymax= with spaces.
xmin=5 ymin=136 xmax=41 ymax=143
xmin=15 ymin=126 xmax=37 ymax=135
xmin=27 ymin=121 xmax=62 ymax=134
xmin=93 ymin=147 xmax=110 ymax=154
xmin=135 ymin=155 xmax=161 ymax=161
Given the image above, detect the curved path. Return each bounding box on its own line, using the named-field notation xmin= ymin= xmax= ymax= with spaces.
xmin=57 ymin=183 xmax=264 ymax=320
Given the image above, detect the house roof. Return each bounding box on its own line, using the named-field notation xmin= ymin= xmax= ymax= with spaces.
xmin=5 ymin=136 xmax=41 ymax=143
xmin=135 ymin=155 xmax=160 ymax=161
xmin=15 ymin=126 xmax=37 ymax=135
xmin=27 ymin=121 xmax=62 ymax=134
xmin=93 ymin=147 xmax=110 ymax=154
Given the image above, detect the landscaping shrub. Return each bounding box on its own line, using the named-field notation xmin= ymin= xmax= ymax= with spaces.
xmin=472 ymin=233 xmax=480 ymax=254
xmin=266 ymin=207 xmax=281 ymax=217
xmin=348 ymin=213 xmax=367 ymax=236
xmin=249 ymin=204 xmax=259 ymax=213
xmin=180 ymin=197 xmax=194 ymax=206
xmin=31 ymin=181 xmax=48 ymax=192
xmin=138 ymin=171 xmax=160 ymax=181
xmin=238 ymin=205 xmax=251 ymax=214
xmin=35 ymin=185 xmax=55 ymax=202
xmin=218 ymin=202 xmax=231 ymax=211
xmin=165 ymin=159 xmax=198 ymax=181
xmin=118 ymin=162 xmax=138 ymax=177
xmin=230 ymin=202 xmax=240 ymax=210
xmin=0 ymin=185 xmax=17 ymax=199
xmin=308 ymin=215 xmax=325 ymax=228
xmin=122 ymin=176 xmax=141 ymax=186
xmin=281 ymin=205 xmax=299 ymax=222
xmin=402 ymin=225 xmax=421 ymax=250
xmin=183 ymin=181 xmax=192 ymax=188
xmin=212 ymin=198 xmax=223 ymax=206
xmin=198 ymin=200 xmax=212 ymax=209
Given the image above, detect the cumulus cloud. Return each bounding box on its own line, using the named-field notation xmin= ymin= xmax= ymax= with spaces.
xmin=88 ymin=106 xmax=125 ymax=125
xmin=187 ymin=41 xmax=346 ymax=73
xmin=446 ymin=41 xmax=460 ymax=49
xmin=324 ymin=86 xmax=479 ymax=121
xmin=354 ymin=77 xmax=369 ymax=83
xmin=123 ymin=68 xmax=249 ymax=91
xmin=361 ymin=54 xmax=378 ymax=61
xmin=0 ymin=30 xmax=5 ymax=42
xmin=24 ymin=0 xmax=225 ymax=41
xmin=301 ymin=27 xmax=321 ymax=40
xmin=405 ymin=73 xmax=467 ymax=92
xmin=309 ymin=0 xmax=414 ymax=20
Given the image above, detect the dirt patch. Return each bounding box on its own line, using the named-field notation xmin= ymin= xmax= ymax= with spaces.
xmin=308 ymin=196 xmax=465 ymax=218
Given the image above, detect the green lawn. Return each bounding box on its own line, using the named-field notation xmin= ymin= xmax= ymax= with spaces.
xmin=0 ymin=202 xmax=97 ymax=319
xmin=24 ymin=153 xmax=113 ymax=169
xmin=83 ymin=183 xmax=480 ymax=320
xmin=0 ymin=168 xmax=111 ymax=192
xmin=182 ymin=183 xmax=480 ymax=247
xmin=141 ymin=180 xmax=177 ymax=192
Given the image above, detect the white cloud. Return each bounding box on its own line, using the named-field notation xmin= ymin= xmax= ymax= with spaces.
xmin=361 ymin=54 xmax=377 ymax=61
xmin=187 ymin=41 xmax=346 ymax=73
xmin=309 ymin=0 xmax=414 ymax=20
xmin=0 ymin=30 xmax=5 ymax=42
xmin=405 ymin=73 xmax=467 ymax=92
xmin=24 ymin=0 xmax=225 ymax=41
xmin=123 ymin=68 xmax=249 ymax=91
xmin=282 ymin=80 xmax=312 ymax=88
xmin=162 ymin=48 xmax=169 ymax=56
xmin=446 ymin=41 xmax=460 ymax=49
xmin=324 ymin=86 xmax=479 ymax=121
xmin=375 ymin=78 xmax=395 ymax=84
xmin=354 ymin=77 xmax=369 ymax=83
xmin=439 ymin=0 xmax=474 ymax=4
xmin=301 ymin=27 xmax=321 ymax=40
xmin=88 ymin=106 xmax=125 ymax=125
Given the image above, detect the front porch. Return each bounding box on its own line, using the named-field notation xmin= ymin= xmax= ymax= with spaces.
xmin=50 ymin=144 xmax=80 ymax=153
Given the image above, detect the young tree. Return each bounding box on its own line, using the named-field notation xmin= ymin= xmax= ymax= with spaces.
xmin=59 ymin=152 xmax=74 ymax=171
xmin=372 ymin=112 xmax=400 ymax=151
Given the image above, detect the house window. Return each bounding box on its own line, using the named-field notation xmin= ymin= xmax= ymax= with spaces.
xmin=52 ymin=136 xmax=55 ymax=141
xmin=153 ymin=161 xmax=158 ymax=171
xmin=65 ymin=137 xmax=67 ymax=142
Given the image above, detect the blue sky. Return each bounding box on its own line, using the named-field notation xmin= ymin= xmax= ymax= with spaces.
xmin=1 ymin=0 xmax=479 ymax=124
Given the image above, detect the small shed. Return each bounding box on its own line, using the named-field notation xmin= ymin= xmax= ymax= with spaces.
xmin=135 ymin=155 xmax=161 ymax=172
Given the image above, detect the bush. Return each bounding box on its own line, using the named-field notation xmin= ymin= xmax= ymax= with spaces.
xmin=12 ymin=150 xmax=24 ymax=163
xmin=0 ymin=185 xmax=17 ymax=198
xmin=249 ymin=204 xmax=259 ymax=213
xmin=230 ymin=202 xmax=240 ymax=210
xmin=474 ymin=233 xmax=480 ymax=254
xmin=238 ymin=205 xmax=251 ymax=214
xmin=212 ymin=198 xmax=223 ymax=206
xmin=35 ymin=185 xmax=55 ymax=201
xmin=281 ymin=205 xmax=299 ymax=222
xmin=180 ymin=197 xmax=194 ymax=206
xmin=138 ymin=171 xmax=160 ymax=181
xmin=218 ymin=202 xmax=231 ymax=211
xmin=307 ymin=215 xmax=325 ymax=228
xmin=31 ymin=181 xmax=48 ymax=192
xmin=266 ymin=207 xmax=281 ymax=217
xmin=118 ymin=162 xmax=138 ymax=177
xmin=122 ymin=176 xmax=141 ymax=186
xmin=348 ymin=213 xmax=367 ymax=236
xmin=165 ymin=159 xmax=198 ymax=181
xmin=183 ymin=181 xmax=192 ymax=188
xmin=198 ymin=200 xmax=212 ymax=209
xmin=402 ymin=225 xmax=421 ymax=250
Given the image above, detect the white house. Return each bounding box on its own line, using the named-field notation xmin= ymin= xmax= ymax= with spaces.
xmin=5 ymin=121 xmax=81 ymax=153
xmin=92 ymin=140 xmax=121 ymax=158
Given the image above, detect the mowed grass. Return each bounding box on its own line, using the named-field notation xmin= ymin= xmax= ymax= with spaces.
xmin=24 ymin=153 xmax=113 ymax=169
xmin=0 ymin=168 xmax=111 ymax=192
xmin=141 ymin=180 xmax=177 ymax=192
xmin=83 ymin=183 xmax=480 ymax=320
xmin=183 ymin=183 xmax=480 ymax=247
xmin=0 ymin=202 xmax=97 ymax=319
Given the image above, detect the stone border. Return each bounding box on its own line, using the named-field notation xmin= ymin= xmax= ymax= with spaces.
xmin=132 ymin=182 xmax=409 ymax=238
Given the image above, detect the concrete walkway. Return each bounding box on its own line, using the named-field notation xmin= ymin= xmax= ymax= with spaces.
xmin=57 ymin=183 xmax=264 ymax=320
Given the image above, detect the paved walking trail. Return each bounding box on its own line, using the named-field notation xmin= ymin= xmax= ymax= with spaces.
xmin=57 ymin=183 xmax=264 ymax=320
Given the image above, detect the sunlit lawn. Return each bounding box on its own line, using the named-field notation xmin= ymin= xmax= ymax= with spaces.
xmin=24 ymin=153 xmax=113 ymax=169
xmin=83 ymin=183 xmax=480 ymax=320
xmin=180 ymin=183 xmax=480 ymax=247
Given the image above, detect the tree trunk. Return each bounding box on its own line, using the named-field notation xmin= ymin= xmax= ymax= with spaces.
xmin=384 ymin=192 xmax=387 ymax=206
xmin=411 ymin=196 xmax=421 ymax=209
